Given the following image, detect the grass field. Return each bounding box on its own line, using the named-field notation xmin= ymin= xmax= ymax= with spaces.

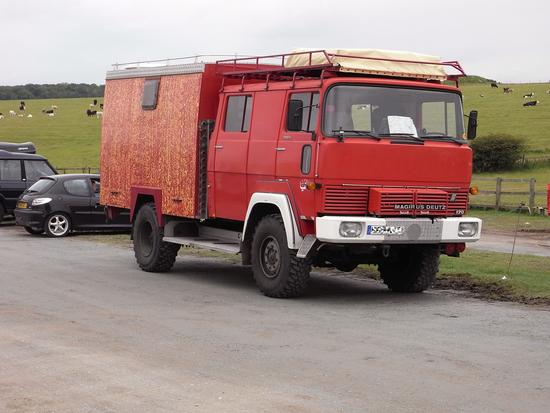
xmin=438 ymin=250 xmax=550 ymax=303
xmin=0 ymin=97 xmax=102 ymax=167
xmin=460 ymin=82 xmax=550 ymax=155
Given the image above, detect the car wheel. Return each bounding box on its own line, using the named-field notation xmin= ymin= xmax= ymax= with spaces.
xmin=0 ymin=203 xmax=5 ymax=222
xmin=44 ymin=213 xmax=71 ymax=237
xmin=24 ymin=226 xmax=43 ymax=235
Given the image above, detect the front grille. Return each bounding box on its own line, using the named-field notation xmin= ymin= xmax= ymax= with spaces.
xmin=378 ymin=190 xmax=414 ymax=215
xmin=415 ymin=190 xmax=448 ymax=216
xmin=447 ymin=191 xmax=469 ymax=215
xmin=369 ymin=188 xmax=456 ymax=217
xmin=323 ymin=186 xmax=368 ymax=215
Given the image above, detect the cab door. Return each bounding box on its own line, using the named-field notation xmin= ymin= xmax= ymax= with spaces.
xmin=275 ymin=91 xmax=319 ymax=179
xmin=212 ymin=93 xmax=253 ymax=221
xmin=275 ymin=91 xmax=320 ymax=220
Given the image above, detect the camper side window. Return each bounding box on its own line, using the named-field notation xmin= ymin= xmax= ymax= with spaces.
xmin=142 ymin=79 xmax=160 ymax=110
xmin=224 ymin=95 xmax=253 ymax=132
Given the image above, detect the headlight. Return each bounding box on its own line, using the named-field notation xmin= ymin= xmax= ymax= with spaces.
xmin=32 ymin=197 xmax=52 ymax=206
xmin=339 ymin=222 xmax=363 ymax=238
xmin=458 ymin=222 xmax=478 ymax=237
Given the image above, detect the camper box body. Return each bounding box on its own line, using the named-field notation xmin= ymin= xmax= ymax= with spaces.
xmin=100 ymin=64 xmax=221 ymax=219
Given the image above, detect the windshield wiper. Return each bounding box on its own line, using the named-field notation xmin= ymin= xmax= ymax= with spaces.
xmin=379 ymin=133 xmax=424 ymax=143
xmin=419 ymin=135 xmax=468 ymax=145
xmin=331 ymin=129 xmax=381 ymax=141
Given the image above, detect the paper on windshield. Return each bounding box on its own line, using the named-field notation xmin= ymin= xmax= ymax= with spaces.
xmin=387 ymin=116 xmax=418 ymax=137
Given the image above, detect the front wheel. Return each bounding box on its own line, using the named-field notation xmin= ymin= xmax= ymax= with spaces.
xmin=378 ymin=246 xmax=439 ymax=293
xmin=44 ymin=213 xmax=71 ymax=237
xmin=133 ymin=203 xmax=180 ymax=272
xmin=251 ymin=214 xmax=311 ymax=298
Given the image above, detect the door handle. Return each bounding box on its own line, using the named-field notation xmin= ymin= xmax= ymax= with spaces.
xmin=215 ymin=145 xmax=223 ymax=149
xmin=275 ymin=147 xmax=286 ymax=152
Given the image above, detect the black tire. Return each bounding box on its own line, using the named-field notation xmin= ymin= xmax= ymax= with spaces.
xmin=133 ymin=202 xmax=179 ymax=272
xmin=44 ymin=213 xmax=71 ymax=237
xmin=25 ymin=226 xmax=43 ymax=235
xmin=0 ymin=203 xmax=5 ymax=222
xmin=251 ymin=214 xmax=311 ymax=298
xmin=378 ymin=246 xmax=439 ymax=293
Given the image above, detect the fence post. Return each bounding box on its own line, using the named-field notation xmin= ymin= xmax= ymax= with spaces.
xmin=495 ymin=177 xmax=502 ymax=210
xmin=529 ymin=178 xmax=536 ymax=212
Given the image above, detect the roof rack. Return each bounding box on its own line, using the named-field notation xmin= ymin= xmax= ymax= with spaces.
xmin=216 ymin=49 xmax=466 ymax=82
xmin=111 ymin=54 xmax=251 ymax=71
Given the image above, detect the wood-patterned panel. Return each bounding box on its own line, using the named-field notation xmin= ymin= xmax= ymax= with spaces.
xmin=100 ymin=73 xmax=202 ymax=218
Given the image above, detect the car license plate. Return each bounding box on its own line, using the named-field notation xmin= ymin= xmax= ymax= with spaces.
xmin=16 ymin=201 xmax=28 ymax=209
xmin=367 ymin=225 xmax=404 ymax=235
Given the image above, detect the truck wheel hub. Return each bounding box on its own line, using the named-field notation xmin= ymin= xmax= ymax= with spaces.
xmin=261 ymin=236 xmax=281 ymax=278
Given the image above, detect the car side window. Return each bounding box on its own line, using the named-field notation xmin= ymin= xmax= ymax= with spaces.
xmin=224 ymin=95 xmax=253 ymax=132
xmin=63 ymin=179 xmax=91 ymax=197
xmin=0 ymin=160 xmax=22 ymax=180
xmin=24 ymin=160 xmax=55 ymax=181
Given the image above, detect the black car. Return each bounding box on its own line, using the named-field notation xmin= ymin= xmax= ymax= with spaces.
xmin=14 ymin=174 xmax=130 ymax=237
xmin=0 ymin=149 xmax=57 ymax=221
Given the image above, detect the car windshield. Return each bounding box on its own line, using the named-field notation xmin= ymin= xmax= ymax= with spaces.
xmin=26 ymin=178 xmax=55 ymax=194
xmin=323 ymin=85 xmax=465 ymax=140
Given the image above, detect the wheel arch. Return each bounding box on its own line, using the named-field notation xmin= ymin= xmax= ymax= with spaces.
xmin=242 ymin=193 xmax=303 ymax=259
xmin=130 ymin=186 xmax=163 ymax=226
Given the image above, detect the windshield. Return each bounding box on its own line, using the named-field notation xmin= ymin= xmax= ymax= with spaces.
xmin=323 ymin=85 xmax=464 ymax=139
xmin=26 ymin=178 xmax=55 ymax=194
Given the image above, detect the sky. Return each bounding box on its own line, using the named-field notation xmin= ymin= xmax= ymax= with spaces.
xmin=1 ymin=0 xmax=549 ymax=85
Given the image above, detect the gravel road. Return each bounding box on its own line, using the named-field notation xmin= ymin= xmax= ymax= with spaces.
xmin=470 ymin=231 xmax=550 ymax=257
xmin=1 ymin=224 xmax=549 ymax=413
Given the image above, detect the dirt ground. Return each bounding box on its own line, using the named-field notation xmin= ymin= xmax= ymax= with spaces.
xmin=1 ymin=224 xmax=550 ymax=412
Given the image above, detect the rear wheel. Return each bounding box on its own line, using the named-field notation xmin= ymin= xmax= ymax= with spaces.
xmin=251 ymin=214 xmax=311 ymax=298
xmin=133 ymin=203 xmax=179 ymax=272
xmin=25 ymin=226 xmax=43 ymax=235
xmin=44 ymin=213 xmax=71 ymax=237
xmin=378 ymin=246 xmax=439 ymax=293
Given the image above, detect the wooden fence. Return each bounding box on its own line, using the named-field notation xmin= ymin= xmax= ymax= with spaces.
xmin=470 ymin=177 xmax=548 ymax=213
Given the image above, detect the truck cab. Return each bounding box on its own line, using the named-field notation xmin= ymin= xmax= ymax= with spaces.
xmin=101 ymin=49 xmax=481 ymax=298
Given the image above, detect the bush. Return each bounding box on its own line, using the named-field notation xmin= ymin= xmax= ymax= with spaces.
xmin=471 ymin=134 xmax=526 ymax=172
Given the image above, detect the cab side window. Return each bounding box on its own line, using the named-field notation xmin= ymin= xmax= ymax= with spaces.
xmin=63 ymin=179 xmax=91 ymax=197
xmin=0 ymin=160 xmax=22 ymax=180
xmin=287 ymin=92 xmax=319 ymax=132
xmin=224 ymin=95 xmax=253 ymax=132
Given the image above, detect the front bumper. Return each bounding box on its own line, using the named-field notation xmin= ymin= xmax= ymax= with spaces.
xmin=316 ymin=216 xmax=482 ymax=244
xmin=14 ymin=208 xmax=46 ymax=229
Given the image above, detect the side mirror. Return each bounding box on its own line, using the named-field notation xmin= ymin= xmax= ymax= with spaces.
xmin=467 ymin=110 xmax=478 ymax=140
xmin=287 ymin=99 xmax=303 ymax=131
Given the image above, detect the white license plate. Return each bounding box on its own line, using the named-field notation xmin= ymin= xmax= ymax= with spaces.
xmin=367 ymin=225 xmax=404 ymax=235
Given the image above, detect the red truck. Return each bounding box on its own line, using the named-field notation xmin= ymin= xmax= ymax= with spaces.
xmin=100 ymin=49 xmax=482 ymax=298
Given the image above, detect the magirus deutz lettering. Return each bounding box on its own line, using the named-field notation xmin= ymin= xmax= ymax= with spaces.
xmin=394 ymin=204 xmax=446 ymax=211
